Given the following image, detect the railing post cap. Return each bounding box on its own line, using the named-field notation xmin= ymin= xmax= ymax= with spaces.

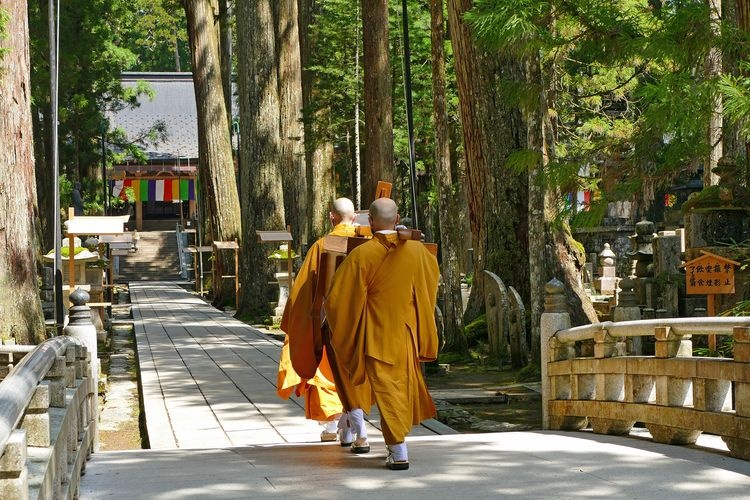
xmin=70 ymin=288 xmax=90 ymax=307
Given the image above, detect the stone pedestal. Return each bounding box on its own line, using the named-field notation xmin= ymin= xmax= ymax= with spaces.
xmin=273 ymin=272 xmax=293 ymax=320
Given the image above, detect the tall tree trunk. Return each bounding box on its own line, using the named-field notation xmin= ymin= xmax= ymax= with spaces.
xmin=236 ymin=0 xmax=286 ymax=317
xmin=275 ymin=0 xmax=308 ymax=246
xmin=184 ymin=0 xmax=242 ymax=306
xmin=430 ymin=0 xmax=466 ymax=352
xmin=354 ymin=6 xmax=362 ymax=209
xmin=29 ymin=0 xmax=53 ymax=253
xmin=31 ymin=103 xmax=51 ymax=253
xmin=447 ymin=0 xmax=530 ymax=321
xmin=300 ymin=0 xmax=335 ymax=243
xmin=526 ymin=38 xmax=597 ymax=363
xmin=218 ymin=0 xmax=233 ymax=131
xmin=361 ymin=0 xmax=394 ymax=204
xmin=705 ymin=0 xmax=723 ymax=186
xmin=174 ymin=26 xmax=182 ymax=71
xmin=725 ymin=0 xmax=750 ymax=166
xmin=0 ymin=0 xmax=45 ymax=344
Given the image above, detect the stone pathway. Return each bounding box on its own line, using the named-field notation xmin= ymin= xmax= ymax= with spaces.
xmin=79 ymin=282 xmax=750 ymax=499
xmin=127 ymin=282 xmax=451 ymax=449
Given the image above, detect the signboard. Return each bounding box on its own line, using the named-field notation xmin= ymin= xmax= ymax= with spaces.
xmin=256 ymin=230 xmax=293 ymax=242
xmin=684 ymin=251 xmax=739 ymax=295
xmin=66 ymin=215 xmax=130 ymax=235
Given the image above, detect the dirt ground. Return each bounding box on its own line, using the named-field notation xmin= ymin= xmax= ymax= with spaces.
xmin=425 ymin=363 xmax=542 ymax=433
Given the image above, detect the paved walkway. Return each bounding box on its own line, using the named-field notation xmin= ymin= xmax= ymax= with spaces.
xmin=80 ymin=282 xmax=750 ymax=498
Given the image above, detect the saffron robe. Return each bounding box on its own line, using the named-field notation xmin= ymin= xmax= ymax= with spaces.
xmin=325 ymin=232 xmax=439 ymax=442
xmin=276 ymin=224 xmax=356 ymax=420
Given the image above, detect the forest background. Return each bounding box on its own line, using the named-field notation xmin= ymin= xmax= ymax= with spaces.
xmin=2 ymin=0 xmax=750 ymax=365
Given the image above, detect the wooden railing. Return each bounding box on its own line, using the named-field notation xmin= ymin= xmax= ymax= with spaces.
xmin=541 ymin=278 xmax=750 ymax=461
xmin=0 ymin=336 xmax=97 ymax=499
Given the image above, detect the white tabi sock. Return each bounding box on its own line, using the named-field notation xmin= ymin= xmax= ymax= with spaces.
xmin=320 ymin=418 xmax=339 ymax=433
xmin=348 ymin=408 xmax=368 ymax=439
xmin=388 ymin=442 xmax=408 ymax=462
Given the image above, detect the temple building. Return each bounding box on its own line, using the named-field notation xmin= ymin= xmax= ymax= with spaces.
xmin=107 ymin=72 xmax=212 ymax=230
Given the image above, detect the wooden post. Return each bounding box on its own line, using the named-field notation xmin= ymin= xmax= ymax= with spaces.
xmin=135 ymin=199 xmax=143 ymax=231
xmin=286 ymin=225 xmax=293 ymax=289
xmin=707 ymin=294 xmax=716 ymax=352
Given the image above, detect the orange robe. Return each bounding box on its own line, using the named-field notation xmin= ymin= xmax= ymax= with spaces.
xmin=325 ymin=232 xmax=439 ymax=443
xmin=276 ymin=223 xmax=358 ymax=421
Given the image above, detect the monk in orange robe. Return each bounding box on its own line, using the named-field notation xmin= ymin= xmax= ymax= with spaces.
xmin=277 ymin=197 xmax=372 ymax=446
xmin=325 ymin=198 xmax=439 ymax=470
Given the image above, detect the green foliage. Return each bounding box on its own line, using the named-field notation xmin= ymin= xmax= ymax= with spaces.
xmin=306 ymin=0 xmax=458 ymax=210
xmin=47 ymin=246 xmax=86 ymax=257
xmin=438 ymin=350 xmax=473 ymax=364
xmin=467 ymin=0 xmax=749 ymax=224
xmin=517 ymin=362 xmax=540 ymax=382
xmin=721 ymin=62 xmax=750 ymax=139
xmin=27 ymin=0 xmax=145 ymax=196
xmin=464 ymin=314 xmax=487 ymax=347
xmin=693 ymin=337 xmax=734 ymax=358
xmin=267 ymin=248 xmax=299 ymax=260
xmin=119 ymin=0 xmax=190 ymax=72
xmin=0 ymin=8 xmax=8 ymax=62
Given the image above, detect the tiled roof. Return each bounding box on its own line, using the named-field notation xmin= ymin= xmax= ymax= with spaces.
xmin=108 ymin=72 xmax=237 ymax=162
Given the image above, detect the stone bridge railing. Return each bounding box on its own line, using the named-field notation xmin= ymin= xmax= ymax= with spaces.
xmin=0 ymin=335 xmax=96 ymax=499
xmin=541 ymin=279 xmax=750 ymax=461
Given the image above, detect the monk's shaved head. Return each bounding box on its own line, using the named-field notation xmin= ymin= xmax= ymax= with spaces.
xmin=369 ymin=198 xmax=399 ymax=231
xmin=330 ymin=197 xmax=356 ymax=225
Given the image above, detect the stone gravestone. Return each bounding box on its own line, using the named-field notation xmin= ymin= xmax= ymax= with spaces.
xmin=597 ymin=243 xmax=618 ymax=295
xmin=612 ymin=277 xmax=642 ymax=354
xmin=507 ymin=286 xmax=528 ymax=369
xmin=483 ymin=270 xmax=509 ymax=367
xmin=628 ymin=219 xmax=656 ymax=307
xmin=652 ymin=231 xmax=681 ymax=317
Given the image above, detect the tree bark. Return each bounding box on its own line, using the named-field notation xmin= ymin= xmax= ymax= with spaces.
xmin=299 ymin=0 xmax=335 ymax=242
xmin=361 ymin=0 xmax=394 ymax=204
xmin=275 ymin=0 xmax=308 ymax=246
xmin=447 ymin=0 xmax=529 ymax=321
xmin=0 ymin=0 xmax=46 ymax=344
xmin=705 ymin=0 xmax=722 ymax=186
xmin=236 ymin=0 xmax=286 ymax=317
xmin=430 ymin=0 xmax=466 ymax=352
xmin=218 ymin=0 xmax=233 ymax=131
xmin=724 ymin=0 xmax=750 ymax=165
xmin=184 ymin=0 xmax=242 ymax=306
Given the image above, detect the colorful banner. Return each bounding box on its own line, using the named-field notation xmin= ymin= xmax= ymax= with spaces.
xmin=164 ymin=179 xmax=173 ymax=202
xmin=154 ymin=180 xmax=164 ymax=201
xmin=111 ymin=180 xmax=124 ymax=198
xmin=110 ymin=179 xmax=196 ymax=202
xmin=140 ymin=179 xmax=149 ymax=201
xmin=121 ymin=179 xmax=132 ymax=200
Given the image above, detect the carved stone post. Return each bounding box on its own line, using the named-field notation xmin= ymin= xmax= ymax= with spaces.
xmin=64 ymin=291 xmax=99 ymax=453
xmin=483 ymin=271 xmax=509 ymax=366
xmin=724 ymin=327 xmax=750 ymax=459
xmin=612 ymin=277 xmax=641 ymax=354
xmin=648 ymin=326 xmax=699 ymax=444
xmin=541 ymin=278 xmax=578 ymax=430
xmin=0 ymin=430 xmax=28 ymax=500
xmin=65 ymin=289 xmax=97 ymax=368
xmin=507 ymin=286 xmax=528 ymax=369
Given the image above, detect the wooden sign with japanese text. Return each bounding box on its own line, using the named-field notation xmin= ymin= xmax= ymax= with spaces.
xmin=684 ymin=251 xmax=739 ymax=295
